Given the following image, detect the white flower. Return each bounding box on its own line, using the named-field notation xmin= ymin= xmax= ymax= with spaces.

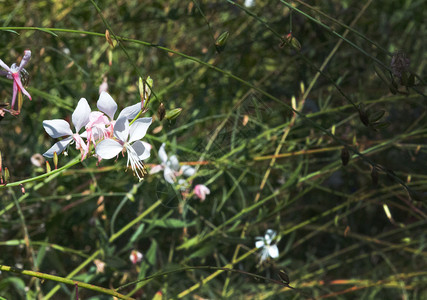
xmin=43 ymin=98 xmax=91 ymax=159
xmin=95 ymin=116 xmax=152 ymax=180
xmin=150 ymin=143 xmax=196 ymax=184
xmin=194 ymin=184 xmax=210 ymax=201
xmin=244 ymin=0 xmax=255 ymax=8
xmin=129 ymin=250 xmax=143 ymax=264
xmin=255 ymin=229 xmax=279 ymax=262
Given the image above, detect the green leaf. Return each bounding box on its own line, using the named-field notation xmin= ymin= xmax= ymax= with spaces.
xmin=36 ymin=28 xmax=58 ymax=37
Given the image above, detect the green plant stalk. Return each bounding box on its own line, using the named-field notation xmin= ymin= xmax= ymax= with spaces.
xmin=44 ymin=199 xmax=162 ymax=299
xmin=177 ymin=248 xmax=257 ymax=298
xmin=0 ymin=265 xmax=134 ymax=300
xmin=0 ymin=155 xmax=80 ymax=190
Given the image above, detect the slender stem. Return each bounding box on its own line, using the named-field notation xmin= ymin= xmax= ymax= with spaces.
xmin=0 ymin=265 xmax=134 ymax=300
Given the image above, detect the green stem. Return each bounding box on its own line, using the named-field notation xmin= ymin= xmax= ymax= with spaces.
xmin=0 ymin=264 xmax=134 ymax=300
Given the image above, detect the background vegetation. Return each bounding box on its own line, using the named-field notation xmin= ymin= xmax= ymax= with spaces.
xmin=0 ymin=0 xmax=426 ymax=299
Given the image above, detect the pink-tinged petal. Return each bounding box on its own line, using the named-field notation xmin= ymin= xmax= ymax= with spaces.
xmin=158 ymin=143 xmax=168 ymax=164
xmin=194 ymin=184 xmax=210 ymax=201
xmin=117 ymin=102 xmax=141 ymax=120
xmin=95 ymin=139 xmax=123 ymax=159
xmin=12 ymin=72 xmax=31 ymax=100
xmin=43 ymin=137 xmax=73 ymax=158
xmin=11 ymin=81 xmax=18 ymax=108
xmin=113 ymin=117 xmax=130 ymax=142
xmin=163 ymin=166 xmax=176 ymax=184
xmin=72 ymin=98 xmax=91 ymax=132
xmin=131 ymin=140 xmax=151 ymax=161
xmin=128 ymin=117 xmax=152 ymax=143
xmin=149 ymin=165 xmax=164 ymax=174
xmin=255 ymin=240 xmax=264 ymax=249
xmin=18 ymin=50 xmax=31 ymax=71
xmin=0 ymin=59 xmax=11 ymax=73
xmin=43 ymin=120 xmax=73 ymax=138
xmin=97 ymin=92 xmax=117 ymax=120
xmin=268 ymin=245 xmax=279 ymax=258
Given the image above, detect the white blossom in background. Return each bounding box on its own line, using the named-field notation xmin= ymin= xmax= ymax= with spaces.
xmin=150 ymin=143 xmax=196 ymax=184
xmin=194 ymin=184 xmax=210 ymax=201
xmin=0 ymin=50 xmax=32 ymax=109
xmin=42 ymin=98 xmax=91 ymax=160
xmin=129 ymin=250 xmax=143 ymax=264
xmin=255 ymin=229 xmax=279 ymax=262
xmin=244 ymin=0 xmax=255 ymax=8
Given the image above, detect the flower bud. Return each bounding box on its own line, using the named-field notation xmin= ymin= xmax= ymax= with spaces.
xmin=158 ymin=103 xmax=166 ymax=121
xmin=215 ymin=31 xmax=229 ymax=53
xmin=165 ymin=108 xmax=182 ymax=120
xmin=358 ymin=103 xmax=369 ymax=126
xmin=4 ymin=167 xmax=10 ymax=183
xmin=368 ymin=110 xmax=385 ymax=123
xmin=277 ymin=269 xmax=290 ymax=285
xmin=53 ymin=152 xmax=58 ymax=170
xmin=46 ymin=161 xmax=51 ymax=173
xmin=341 ymin=147 xmax=350 ymax=166
xmin=105 ymin=30 xmax=114 ymax=48
xmin=20 ymin=184 xmax=25 ymax=195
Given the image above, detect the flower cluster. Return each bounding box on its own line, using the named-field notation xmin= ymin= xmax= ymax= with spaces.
xmin=43 ymin=92 xmax=152 ymax=180
xmin=150 ymin=143 xmax=210 ymax=201
xmin=0 ymin=50 xmax=32 ymax=112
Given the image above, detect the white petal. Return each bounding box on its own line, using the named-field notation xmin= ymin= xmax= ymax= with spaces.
xmin=128 ymin=117 xmax=152 ymax=143
xmin=0 ymin=59 xmax=11 ymax=73
xmin=97 ymin=92 xmax=117 ymax=120
xmin=43 ymin=137 xmax=73 ymax=158
xmin=169 ymin=155 xmax=180 ymax=171
xmin=265 ymin=229 xmax=276 ymax=244
xmin=117 ymin=102 xmax=141 ymax=120
xmin=255 ymin=240 xmax=265 ymax=249
xmin=163 ymin=166 xmax=176 ymax=184
xmin=131 ymin=140 xmax=151 ymax=161
xmin=18 ymin=50 xmax=31 ymax=70
xmin=150 ymin=165 xmax=164 ymax=174
xmin=158 ymin=143 xmax=168 ymax=163
xmin=43 ymin=119 xmax=73 ymax=138
xmin=72 ymin=98 xmax=91 ymax=132
xmin=181 ymin=165 xmax=196 ymax=177
xmin=268 ymin=245 xmax=279 ymax=258
xmin=95 ymin=139 xmax=123 ymax=159
xmin=113 ymin=117 xmax=130 ymax=142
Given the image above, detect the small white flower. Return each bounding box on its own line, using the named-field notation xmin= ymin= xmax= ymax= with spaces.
xmin=150 ymin=143 xmax=196 ymax=184
xmin=43 ymin=98 xmax=91 ymax=159
xmin=129 ymin=250 xmax=143 ymax=264
xmin=244 ymin=0 xmax=255 ymax=8
xmin=255 ymin=229 xmax=279 ymax=262
xmin=95 ymin=116 xmax=152 ymax=180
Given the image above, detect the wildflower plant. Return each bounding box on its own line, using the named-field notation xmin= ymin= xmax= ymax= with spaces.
xmin=0 ymin=1 xmax=426 ymax=300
